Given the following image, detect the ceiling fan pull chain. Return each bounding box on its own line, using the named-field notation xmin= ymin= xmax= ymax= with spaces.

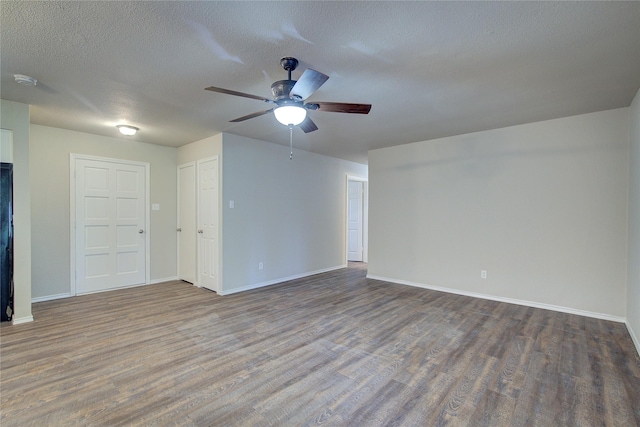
xmin=289 ymin=124 xmax=294 ymax=160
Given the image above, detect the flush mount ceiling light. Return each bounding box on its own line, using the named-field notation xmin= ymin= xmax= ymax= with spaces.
xmin=273 ymin=105 xmax=307 ymax=126
xmin=14 ymin=74 xmax=37 ymax=86
xmin=116 ymin=125 xmax=139 ymax=136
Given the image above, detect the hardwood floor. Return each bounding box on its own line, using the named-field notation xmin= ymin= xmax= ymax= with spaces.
xmin=1 ymin=263 xmax=639 ymax=426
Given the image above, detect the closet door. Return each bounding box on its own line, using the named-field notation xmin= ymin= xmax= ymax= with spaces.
xmin=177 ymin=162 xmax=196 ymax=284
xmin=74 ymin=157 xmax=147 ymax=294
xmin=197 ymin=156 xmax=219 ymax=292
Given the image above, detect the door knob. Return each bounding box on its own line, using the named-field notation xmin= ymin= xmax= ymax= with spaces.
xmin=139 ymin=229 xmax=144 ymax=234
xmin=198 ymin=229 xmax=203 ymax=234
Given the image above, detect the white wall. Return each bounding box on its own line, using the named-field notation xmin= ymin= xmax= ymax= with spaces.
xmin=30 ymin=125 xmax=178 ymax=300
xmin=221 ymin=134 xmax=367 ymax=294
xmin=0 ymin=100 xmax=32 ymax=323
xmin=177 ymin=133 xmax=222 ymax=165
xmin=369 ymin=108 xmax=629 ymax=319
xmin=628 ymin=89 xmax=640 ymax=352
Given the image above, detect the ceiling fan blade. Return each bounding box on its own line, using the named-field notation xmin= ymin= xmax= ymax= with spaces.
xmin=290 ymin=69 xmax=329 ymax=100
xmin=299 ymin=117 xmax=318 ymax=133
xmin=229 ymin=109 xmax=274 ymax=122
xmin=205 ymin=86 xmax=273 ymax=103
xmin=314 ymin=102 xmax=371 ymax=114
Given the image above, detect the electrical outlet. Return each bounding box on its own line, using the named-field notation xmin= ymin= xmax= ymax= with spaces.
xmin=259 ymin=262 xmax=264 ymax=270
xmin=481 ymin=270 xmax=487 ymax=279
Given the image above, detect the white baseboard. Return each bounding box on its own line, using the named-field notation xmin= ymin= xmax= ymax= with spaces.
xmin=12 ymin=315 xmax=34 ymax=325
xmin=31 ymin=277 xmax=180 ymax=302
xmin=220 ymin=265 xmax=346 ymax=296
xmin=32 ymin=293 xmax=72 ymax=303
xmin=626 ymin=321 xmax=640 ymax=358
xmin=366 ymin=274 xmax=626 ymax=323
xmin=31 ymin=277 xmax=179 ymax=304
xmin=148 ymin=276 xmax=179 ymax=285
xmin=76 ymin=277 xmax=180 ymax=296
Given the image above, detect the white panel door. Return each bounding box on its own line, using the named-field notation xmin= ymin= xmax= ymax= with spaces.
xmin=177 ymin=162 xmax=196 ymax=284
xmin=347 ymin=180 xmax=364 ymax=261
xmin=197 ymin=157 xmax=219 ymax=292
xmin=75 ymin=158 xmax=146 ymax=294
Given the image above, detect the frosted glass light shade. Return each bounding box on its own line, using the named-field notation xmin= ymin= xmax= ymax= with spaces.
xmin=273 ymin=105 xmax=307 ymax=126
xmin=117 ymin=125 xmax=138 ymax=136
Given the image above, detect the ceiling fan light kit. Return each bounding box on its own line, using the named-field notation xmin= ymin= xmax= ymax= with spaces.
xmin=205 ymin=57 xmax=371 ymax=133
xmin=274 ymin=105 xmax=307 ymax=126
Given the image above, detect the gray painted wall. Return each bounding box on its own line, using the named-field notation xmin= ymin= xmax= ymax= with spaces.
xmin=221 ymin=133 xmax=367 ymax=293
xmin=177 ymin=133 xmax=222 ymax=165
xmin=0 ymin=99 xmax=32 ymax=322
xmin=369 ymin=108 xmax=629 ymax=318
xmin=29 ymin=125 xmax=178 ymax=299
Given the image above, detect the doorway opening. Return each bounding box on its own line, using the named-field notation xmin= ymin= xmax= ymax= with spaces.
xmin=346 ymin=175 xmax=368 ymax=265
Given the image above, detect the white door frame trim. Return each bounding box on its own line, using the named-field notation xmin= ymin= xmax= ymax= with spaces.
xmin=69 ymin=154 xmax=151 ymax=296
xmin=345 ymin=175 xmax=368 ymax=264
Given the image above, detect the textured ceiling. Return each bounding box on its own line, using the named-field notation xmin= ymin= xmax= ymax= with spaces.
xmin=1 ymin=1 xmax=639 ymax=164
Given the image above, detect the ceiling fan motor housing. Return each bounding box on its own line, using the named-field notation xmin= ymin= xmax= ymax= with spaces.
xmin=271 ymin=80 xmax=300 ymax=102
xmin=272 ymin=57 xmax=304 ymax=103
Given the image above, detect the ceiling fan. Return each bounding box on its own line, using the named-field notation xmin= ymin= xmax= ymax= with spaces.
xmin=205 ymin=57 xmax=371 ymax=133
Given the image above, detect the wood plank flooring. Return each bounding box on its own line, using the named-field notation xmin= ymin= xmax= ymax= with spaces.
xmin=1 ymin=263 xmax=639 ymax=426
